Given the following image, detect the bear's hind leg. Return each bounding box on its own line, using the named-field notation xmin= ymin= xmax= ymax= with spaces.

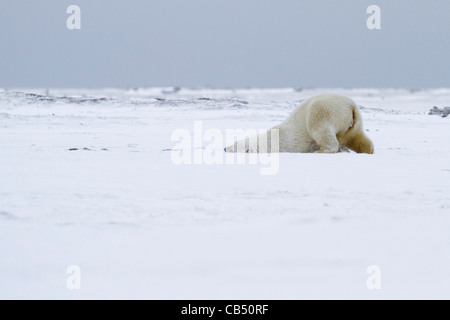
xmin=309 ymin=128 xmax=340 ymax=153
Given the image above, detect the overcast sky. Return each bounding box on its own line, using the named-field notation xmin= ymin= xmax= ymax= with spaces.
xmin=0 ymin=0 xmax=449 ymax=88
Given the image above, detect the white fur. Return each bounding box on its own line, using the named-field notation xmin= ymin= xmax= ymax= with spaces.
xmin=226 ymin=93 xmax=374 ymax=154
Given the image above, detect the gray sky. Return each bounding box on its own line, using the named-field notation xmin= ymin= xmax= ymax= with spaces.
xmin=0 ymin=0 xmax=449 ymax=88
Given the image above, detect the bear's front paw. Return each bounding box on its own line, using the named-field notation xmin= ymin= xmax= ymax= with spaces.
xmin=314 ymin=149 xmax=339 ymax=154
xmin=338 ymin=147 xmax=350 ymax=153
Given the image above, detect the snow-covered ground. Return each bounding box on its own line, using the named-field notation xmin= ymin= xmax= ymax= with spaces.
xmin=0 ymin=88 xmax=449 ymax=299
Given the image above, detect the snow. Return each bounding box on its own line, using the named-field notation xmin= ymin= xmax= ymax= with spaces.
xmin=0 ymin=88 xmax=449 ymax=299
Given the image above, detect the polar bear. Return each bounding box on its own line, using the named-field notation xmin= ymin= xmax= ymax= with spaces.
xmin=225 ymin=93 xmax=374 ymax=154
